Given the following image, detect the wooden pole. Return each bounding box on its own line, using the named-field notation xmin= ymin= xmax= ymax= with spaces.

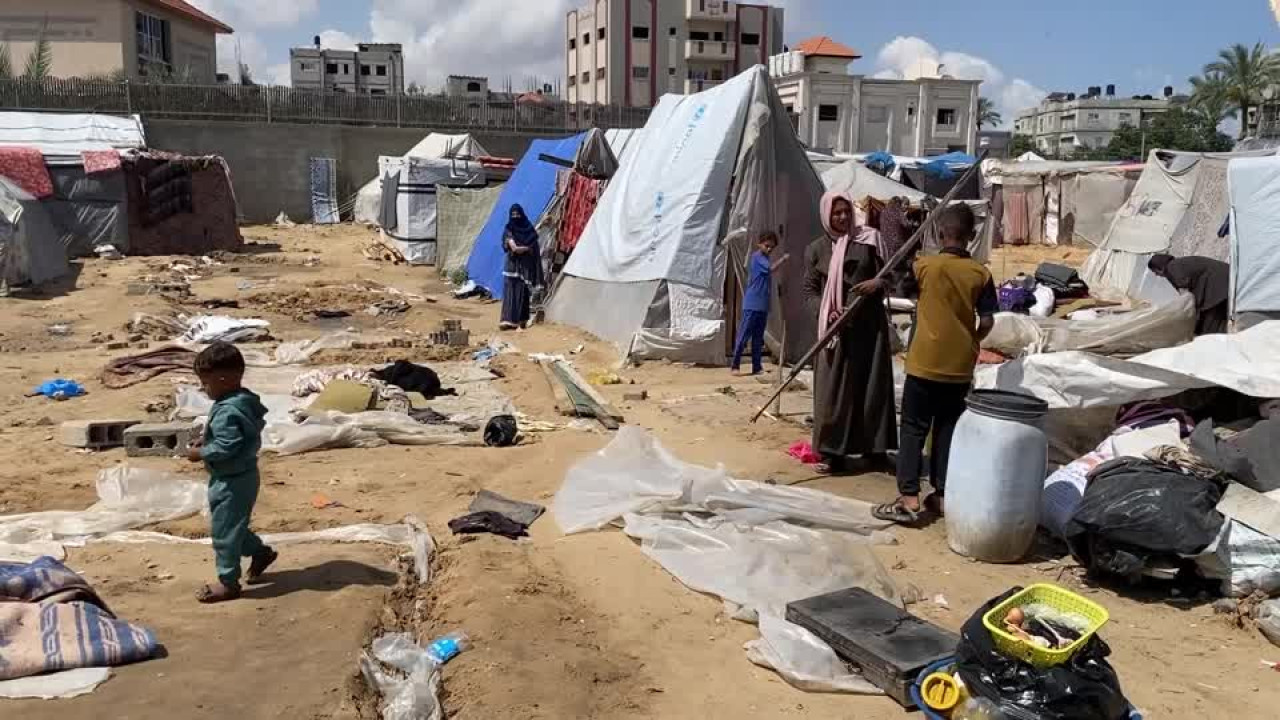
xmin=750 ymin=152 xmax=987 ymax=423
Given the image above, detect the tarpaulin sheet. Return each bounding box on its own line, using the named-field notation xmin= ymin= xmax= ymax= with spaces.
xmin=382 ymin=157 xmax=485 ymax=265
xmin=976 ymin=320 xmax=1280 ymax=408
xmin=310 ymin=157 xmax=340 ymax=224
xmin=436 ymin=185 xmax=502 ymax=278
xmin=0 ymin=176 xmax=69 ymax=287
xmin=821 ymin=161 xmax=927 ymax=204
xmin=467 ymin=133 xmax=587 ymax=298
xmin=1229 ymin=155 xmax=1280 ymax=315
xmin=352 ymin=133 xmax=489 ymax=225
xmin=0 ymin=111 xmax=144 ymax=156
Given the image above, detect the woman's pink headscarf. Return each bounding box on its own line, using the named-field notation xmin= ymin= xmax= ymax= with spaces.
xmin=818 ymin=191 xmax=881 ymax=342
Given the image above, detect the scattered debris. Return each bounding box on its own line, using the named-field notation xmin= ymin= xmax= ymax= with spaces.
xmin=273 ymin=212 xmax=295 ymax=227
xmin=310 ymin=492 xmax=345 ymax=510
xmin=46 ymin=324 xmax=72 ymax=337
xmin=623 ymin=391 xmax=648 ymax=402
xmin=448 ymin=511 xmax=528 ymax=539
xmin=365 ymin=299 xmax=411 ymax=317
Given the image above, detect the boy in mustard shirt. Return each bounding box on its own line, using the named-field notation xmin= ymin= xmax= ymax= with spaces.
xmin=875 ymin=204 xmax=996 ymax=524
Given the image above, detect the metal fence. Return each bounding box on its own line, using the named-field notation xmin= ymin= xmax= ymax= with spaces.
xmin=0 ymin=78 xmax=652 ymax=133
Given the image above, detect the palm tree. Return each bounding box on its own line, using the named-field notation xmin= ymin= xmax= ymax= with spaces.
xmin=22 ymin=27 xmax=52 ymax=81
xmin=977 ymin=97 xmax=1002 ymax=130
xmin=1188 ymin=72 xmax=1238 ymax=128
xmin=1204 ymin=42 xmax=1280 ymax=139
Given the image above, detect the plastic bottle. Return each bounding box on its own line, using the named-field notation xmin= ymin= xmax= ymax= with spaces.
xmin=425 ymin=631 xmax=470 ymax=666
xmin=952 ymin=697 xmax=1006 ymax=720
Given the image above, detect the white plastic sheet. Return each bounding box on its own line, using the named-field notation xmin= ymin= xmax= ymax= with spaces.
xmin=553 ymin=428 xmax=897 ymax=693
xmin=983 ymin=294 xmax=1195 ymax=358
xmin=360 ymin=633 xmax=443 ymax=720
xmin=0 ymin=667 xmax=111 ymax=699
xmin=0 ymin=467 xmax=205 ymax=562
xmin=977 ymin=320 xmax=1280 ymax=409
xmin=179 ymin=315 xmax=271 ymax=344
xmin=1229 ymin=155 xmax=1280 ymax=315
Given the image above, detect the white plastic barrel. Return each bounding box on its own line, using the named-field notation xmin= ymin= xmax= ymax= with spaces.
xmin=945 ymin=390 xmax=1049 ymax=563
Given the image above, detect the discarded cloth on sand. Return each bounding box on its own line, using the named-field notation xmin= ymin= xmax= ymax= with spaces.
xmin=101 ymin=346 xmax=196 ymax=389
xmin=179 ymin=315 xmax=270 ymax=344
xmin=553 ymin=428 xmax=897 ymax=694
xmin=0 ymin=556 xmax=158 ymax=681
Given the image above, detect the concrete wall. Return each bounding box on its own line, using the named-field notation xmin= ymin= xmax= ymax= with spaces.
xmin=143 ymin=119 xmax=550 ymax=224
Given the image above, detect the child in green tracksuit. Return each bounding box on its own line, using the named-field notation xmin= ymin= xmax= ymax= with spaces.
xmin=187 ymin=341 xmax=276 ymax=603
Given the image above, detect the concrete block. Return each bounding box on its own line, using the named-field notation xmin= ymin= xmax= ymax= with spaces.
xmin=623 ymin=391 xmax=648 ymax=402
xmin=60 ymin=419 xmax=143 ymax=449
xmin=124 ymin=422 xmax=197 ymax=457
xmin=446 ymin=330 xmax=470 ymax=347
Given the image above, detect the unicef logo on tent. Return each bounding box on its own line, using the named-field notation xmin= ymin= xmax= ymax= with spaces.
xmin=672 ymin=104 xmax=708 ymax=163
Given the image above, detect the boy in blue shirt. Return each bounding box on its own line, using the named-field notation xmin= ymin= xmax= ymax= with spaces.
xmin=186 ymin=342 xmax=277 ymax=603
xmin=731 ymin=232 xmax=788 ymax=375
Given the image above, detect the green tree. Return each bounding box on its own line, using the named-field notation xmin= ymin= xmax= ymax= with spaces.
xmin=1188 ymin=71 xmax=1238 ymax=128
xmin=22 ymin=28 xmax=52 ymax=80
xmin=977 ymin=97 xmax=1002 ymax=130
xmin=1010 ymin=134 xmax=1038 ymax=157
xmin=1204 ymin=42 xmax=1280 ymax=139
xmin=1095 ymin=107 xmax=1232 ymax=160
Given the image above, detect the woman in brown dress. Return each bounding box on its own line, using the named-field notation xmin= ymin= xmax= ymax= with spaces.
xmin=804 ymin=191 xmax=898 ymax=474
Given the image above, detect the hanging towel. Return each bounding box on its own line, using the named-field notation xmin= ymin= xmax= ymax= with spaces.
xmin=0 ymin=147 xmax=53 ymax=198
xmin=81 ymin=150 xmax=122 ymax=175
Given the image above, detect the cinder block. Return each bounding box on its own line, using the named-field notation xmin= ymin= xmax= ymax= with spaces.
xmin=446 ymin=330 xmax=470 ymax=347
xmin=60 ymin=419 xmax=143 ymax=449
xmin=124 ymin=422 xmax=197 ymax=457
xmin=440 ymin=319 xmax=463 ymax=332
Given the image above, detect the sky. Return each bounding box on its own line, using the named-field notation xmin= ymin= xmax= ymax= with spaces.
xmin=189 ymin=0 xmax=1280 ymax=128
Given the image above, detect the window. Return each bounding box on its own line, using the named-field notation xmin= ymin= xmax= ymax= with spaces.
xmin=710 ymin=68 xmax=723 ymax=81
xmin=377 ymin=65 xmax=387 ymax=77
xmin=1086 ymin=111 xmax=1100 ymax=122
xmin=936 ymin=108 xmax=957 ymax=128
xmin=668 ymin=67 xmax=676 ymax=75
xmin=581 ymin=72 xmax=590 ymax=83
xmin=598 ymin=28 xmax=606 ymax=40
xmin=326 ymin=62 xmax=339 ymax=75
xmin=567 ymin=76 xmax=576 ymax=87
xmin=690 ymin=31 xmax=710 ymax=41
xmin=597 ymin=68 xmax=606 ymax=79
xmin=569 ymin=38 xmax=576 ymax=50
xmin=1118 ymin=111 xmax=1133 ymax=126
xmin=298 ymin=61 xmax=314 ymax=72
xmin=135 ymin=12 xmax=172 ymax=74
xmin=632 ymin=66 xmax=650 ymax=79
xmin=632 ymin=26 xmax=649 ymax=40
xmin=818 ymin=104 xmax=839 ymax=122
xmin=713 ymin=31 xmax=724 ymax=41
xmin=370 ymin=89 xmax=386 ymax=95
xmin=867 ymin=106 xmax=889 ymax=123
xmin=741 ymin=32 xmax=760 ymax=45
xmin=583 ymin=33 xmax=591 ymax=45
xmin=343 ymin=64 xmax=350 ymax=75
xmin=669 ymin=27 xmax=677 ymax=36
xmin=466 ymin=81 xmax=482 ymax=92
xmin=361 ymin=64 xmax=371 ymax=76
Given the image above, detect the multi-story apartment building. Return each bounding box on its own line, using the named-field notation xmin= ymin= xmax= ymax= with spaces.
xmin=565 ymin=0 xmax=784 ymax=107
xmin=1013 ymin=86 xmax=1175 ymax=156
xmin=768 ymin=37 xmax=980 ymax=156
xmin=291 ymin=40 xmax=405 ymax=95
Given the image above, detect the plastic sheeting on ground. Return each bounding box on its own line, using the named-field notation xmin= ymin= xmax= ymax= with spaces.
xmin=976 ymin=320 xmax=1280 ymax=409
xmin=360 ymin=633 xmax=444 ymax=720
xmin=179 ymin=315 xmax=271 ymax=344
xmin=0 ymin=467 xmax=205 ymax=562
xmin=982 ymin=294 xmax=1195 ymax=357
xmin=552 ymin=428 xmax=897 ymax=694
xmin=0 ymin=667 xmax=111 ymax=700
xmin=467 ymin=134 xmax=587 ymax=297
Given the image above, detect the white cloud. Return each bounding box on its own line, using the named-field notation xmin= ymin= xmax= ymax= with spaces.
xmin=366 ymin=0 xmax=573 ymax=91
xmin=188 ymin=0 xmax=318 ymax=29
xmin=873 ymin=35 xmax=1045 ymax=129
xmin=318 ymin=30 xmax=359 ymax=51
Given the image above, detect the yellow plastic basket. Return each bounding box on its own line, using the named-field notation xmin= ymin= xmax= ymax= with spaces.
xmin=982 ymin=584 xmax=1110 ymax=668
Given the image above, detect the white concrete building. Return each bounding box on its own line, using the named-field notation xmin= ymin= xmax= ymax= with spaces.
xmin=291 ymin=41 xmax=405 ymax=95
xmin=565 ymin=0 xmax=784 ymax=107
xmin=1013 ymin=87 xmax=1174 ymax=156
xmin=768 ymin=37 xmax=980 ymax=156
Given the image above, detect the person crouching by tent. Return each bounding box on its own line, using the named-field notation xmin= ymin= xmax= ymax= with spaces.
xmin=1147 ymin=254 xmax=1230 ymax=335
xmin=730 ymin=232 xmax=789 ymax=376
xmin=500 ymin=204 xmax=544 ymax=331
xmin=804 ymin=191 xmax=898 ymax=475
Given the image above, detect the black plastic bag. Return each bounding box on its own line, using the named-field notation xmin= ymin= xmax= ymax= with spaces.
xmin=483 ymin=415 xmax=519 ymax=447
xmin=955 ymin=588 xmax=1130 ymax=720
xmin=1065 ymin=457 xmax=1225 ymax=580
xmin=448 ymin=511 xmax=528 ymax=540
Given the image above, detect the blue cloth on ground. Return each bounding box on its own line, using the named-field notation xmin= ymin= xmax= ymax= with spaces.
xmin=32 ymin=378 xmax=85 ymax=399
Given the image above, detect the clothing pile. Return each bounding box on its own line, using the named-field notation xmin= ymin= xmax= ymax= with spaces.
xmin=293 ymin=361 xmax=459 ymax=419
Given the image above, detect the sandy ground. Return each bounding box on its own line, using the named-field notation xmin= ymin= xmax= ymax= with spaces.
xmin=1 ymin=225 xmax=1276 ymax=719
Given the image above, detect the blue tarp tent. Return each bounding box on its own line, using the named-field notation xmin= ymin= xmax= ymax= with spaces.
xmin=466 ymin=133 xmax=587 ymax=298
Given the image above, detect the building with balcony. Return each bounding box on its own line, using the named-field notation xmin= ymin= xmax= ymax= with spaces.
xmin=1013 ymin=86 xmax=1175 ymax=157
xmin=291 ymin=39 xmax=405 ymax=95
xmin=768 ymin=37 xmax=981 ymax=156
xmin=565 ymin=0 xmax=784 ymax=107
xmin=0 ymin=0 xmax=230 ymax=82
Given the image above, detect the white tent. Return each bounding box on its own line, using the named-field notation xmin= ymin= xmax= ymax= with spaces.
xmin=353 ymin=133 xmax=489 ymax=224
xmin=1082 ymin=148 xmax=1275 ymax=302
xmin=821 ymin=161 xmax=928 ymax=205
xmin=1228 ymin=155 xmax=1280 ymax=323
xmin=0 ymin=111 xmax=145 ymax=157
xmin=378 ymin=157 xmax=486 ymax=265
xmin=546 ymin=66 xmax=826 ymax=363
